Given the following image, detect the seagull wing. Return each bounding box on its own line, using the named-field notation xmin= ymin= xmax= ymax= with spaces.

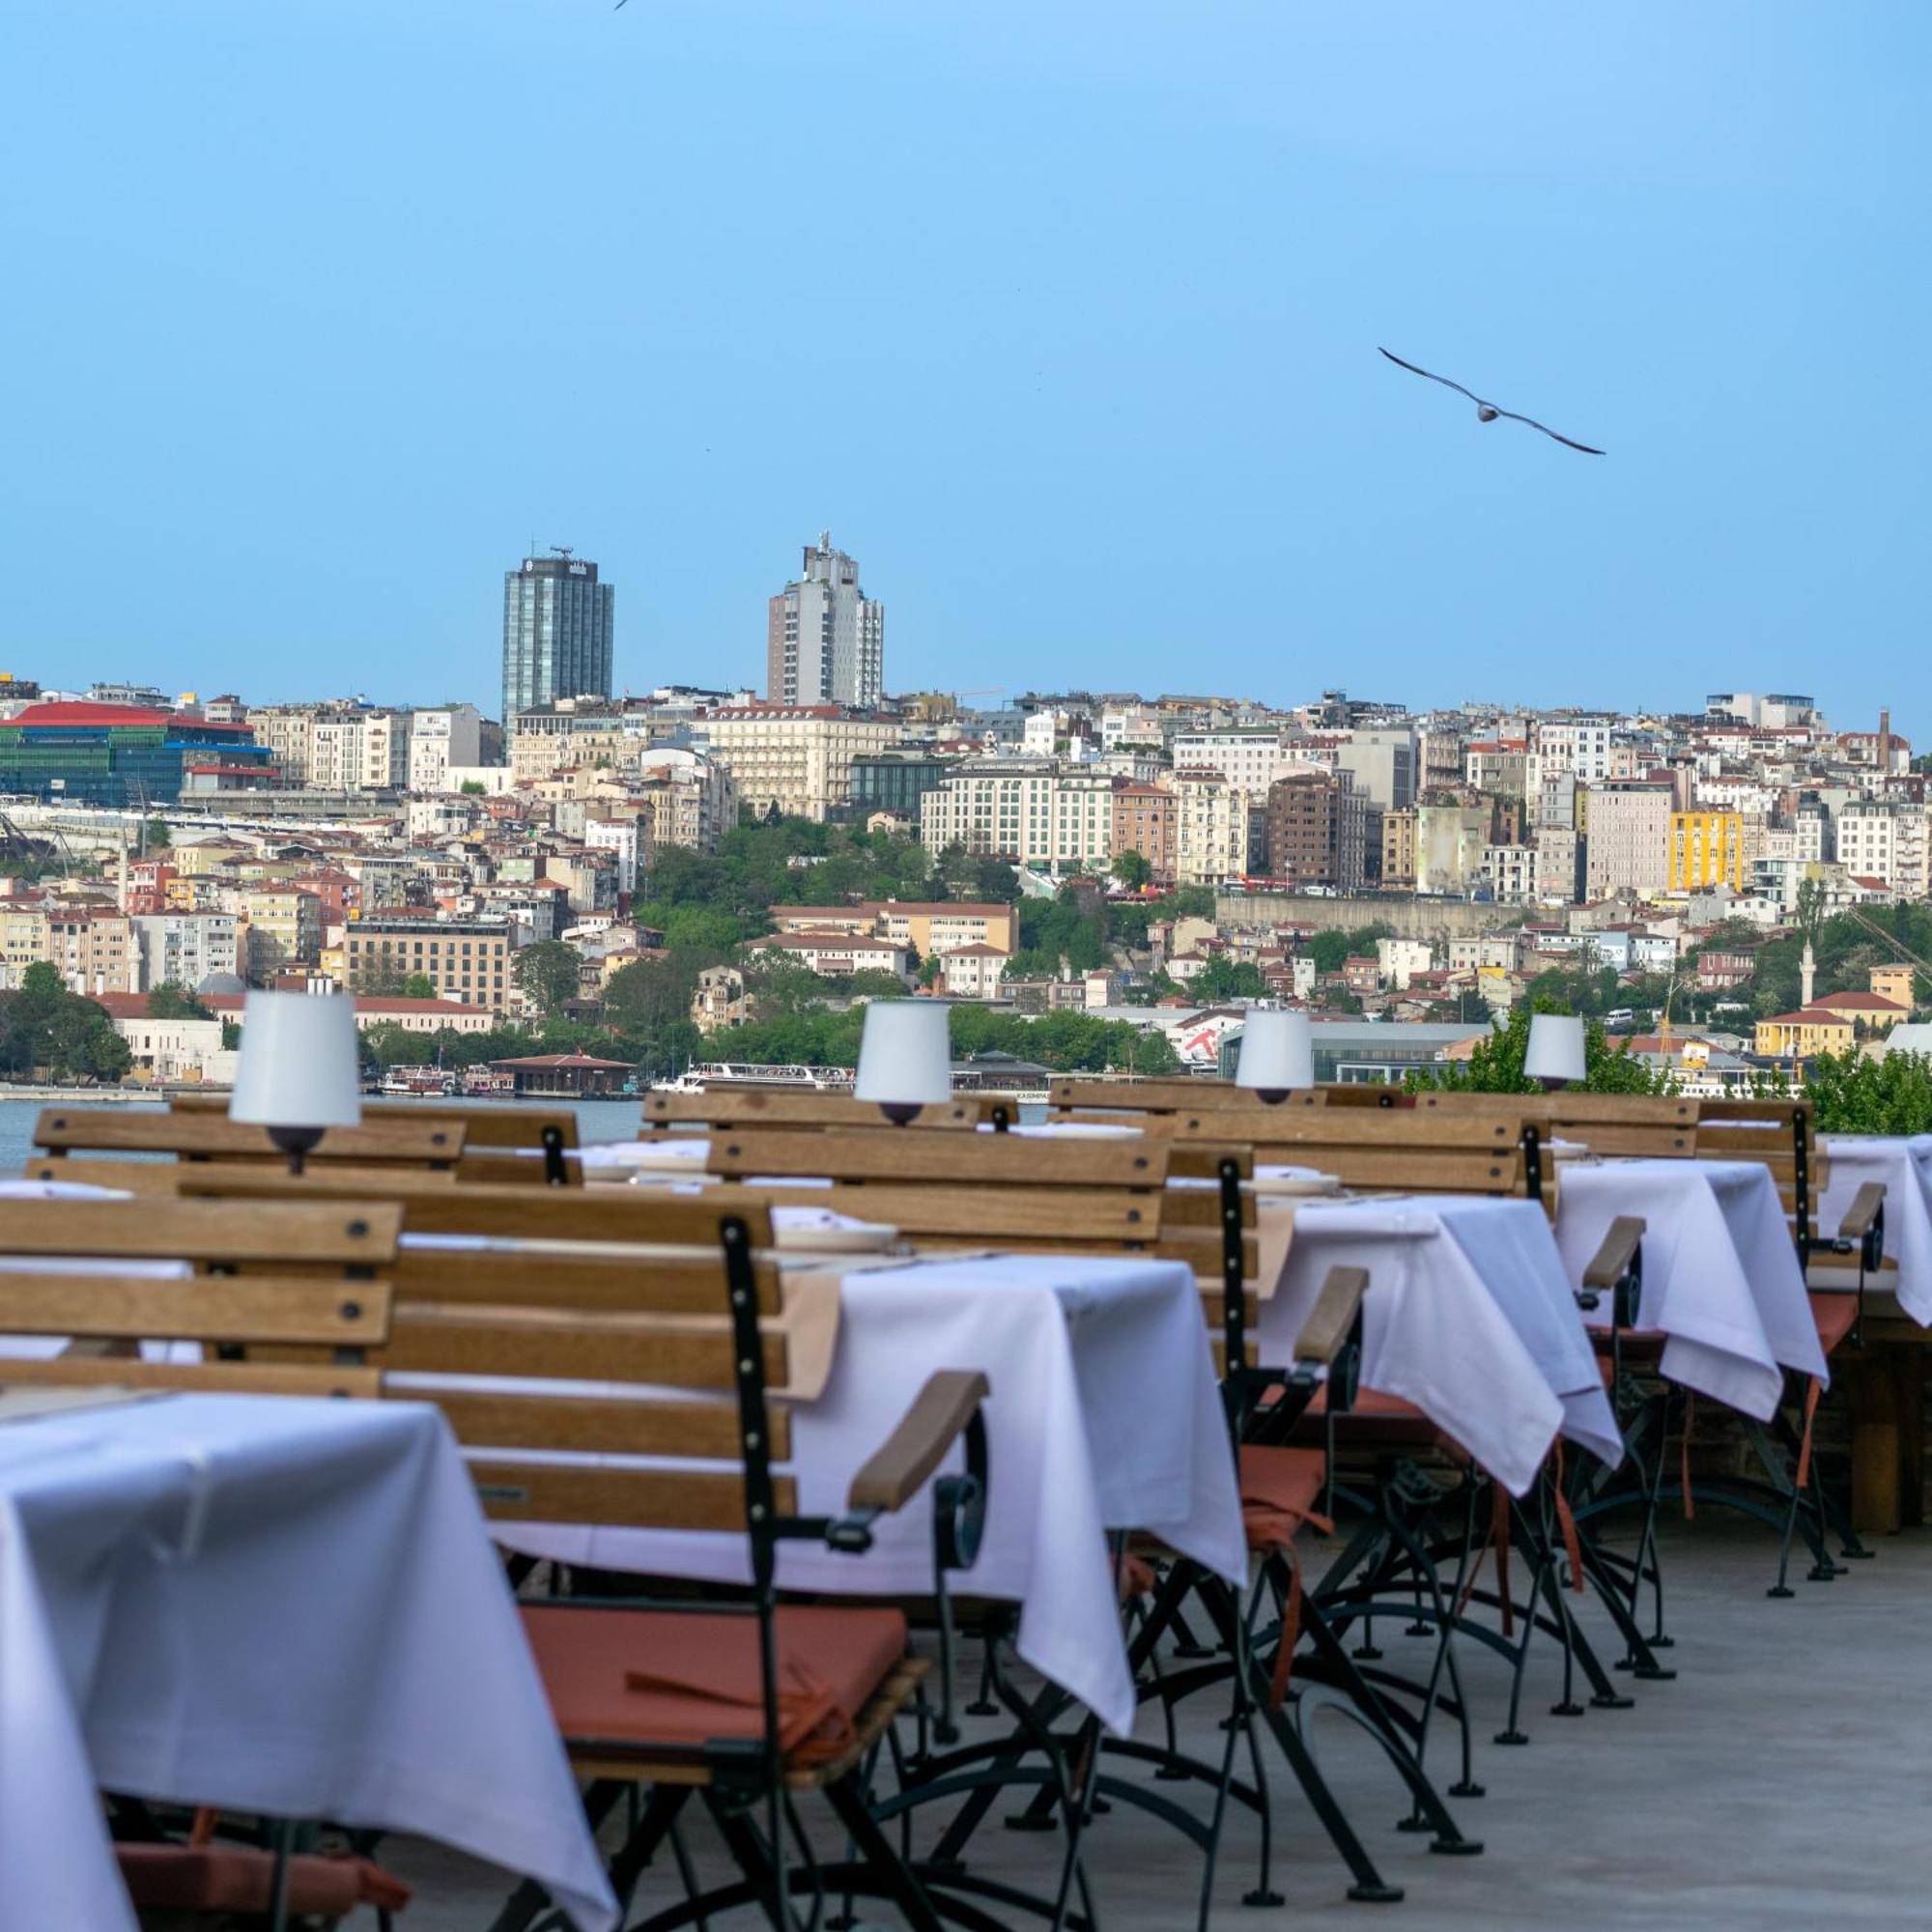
xmin=1490 ymin=408 xmax=1605 ymax=456
xmin=1378 ymin=347 xmax=1490 ymax=410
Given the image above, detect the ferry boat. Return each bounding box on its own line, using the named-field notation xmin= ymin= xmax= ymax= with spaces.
xmin=457 ymin=1066 xmax=516 ymax=1098
xmin=648 ymin=1062 xmax=856 ymax=1094
xmin=378 ymin=1067 xmax=457 ymax=1098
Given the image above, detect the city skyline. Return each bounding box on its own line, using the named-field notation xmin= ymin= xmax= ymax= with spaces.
xmin=5 ymin=5 xmax=1926 ymax=721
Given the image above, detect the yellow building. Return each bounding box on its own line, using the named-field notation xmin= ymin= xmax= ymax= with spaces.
xmin=1754 ymin=1007 xmax=1854 ymax=1060
xmin=1670 ymin=810 xmax=1746 ymax=891
xmin=1871 ymin=964 xmax=1917 ymax=1009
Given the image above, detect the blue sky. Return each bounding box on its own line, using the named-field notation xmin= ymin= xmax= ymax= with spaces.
xmin=4 ymin=2 xmax=1926 ymax=732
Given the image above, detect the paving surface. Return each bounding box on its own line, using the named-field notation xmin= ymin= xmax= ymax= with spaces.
xmin=392 ymin=1520 xmax=1932 ymax=1929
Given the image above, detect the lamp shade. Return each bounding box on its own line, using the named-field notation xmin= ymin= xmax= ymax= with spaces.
xmin=1235 ymin=1010 xmax=1315 ymax=1094
xmin=229 ymin=992 xmax=363 ymax=1130
xmin=854 ymin=1001 xmax=953 ymax=1108
xmin=1523 ymin=1013 xmax=1587 ymax=1086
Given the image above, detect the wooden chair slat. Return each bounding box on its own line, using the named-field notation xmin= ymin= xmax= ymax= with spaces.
xmin=380 ymin=1309 xmax=787 ymax=1387
xmin=0 ymin=1358 xmax=382 ymax=1399
xmin=707 ymin=1127 xmax=1169 ymax=1188
xmin=0 ymin=1275 xmax=390 ymax=1346
xmin=465 ymin=1463 xmax=790 ymax=1530
xmin=392 ymin=1247 xmax=785 ymax=1316
xmin=428 ymin=1388 xmax=787 ymax=1461
xmin=0 ymin=1198 xmax=403 ymax=1265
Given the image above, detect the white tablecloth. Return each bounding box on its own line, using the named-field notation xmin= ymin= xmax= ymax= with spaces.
xmin=0 ymin=1393 xmax=615 ymax=1932
xmin=1554 ymin=1159 xmax=1824 ymax=1419
xmin=1252 ymin=1198 xmax=1612 ymax=1493
xmin=1821 ymin=1136 xmax=1932 ymax=1326
xmin=460 ymin=1253 xmax=1244 ymax=1737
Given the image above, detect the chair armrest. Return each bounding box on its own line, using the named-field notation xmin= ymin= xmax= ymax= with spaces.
xmin=1293 ymin=1266 xmax=1369 ymax=1365
xmin=1835 ymin=1182 xmax=1885 ymax=1245
xmin=1582 ymin=1216 xmax=1646 ymax=1291
xmin=847 ymin=1370 xmax=991 ymax=1514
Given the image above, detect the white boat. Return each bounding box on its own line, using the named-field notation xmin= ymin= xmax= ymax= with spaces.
xmin=650 ymin=1062 xmax=855 ymax=1094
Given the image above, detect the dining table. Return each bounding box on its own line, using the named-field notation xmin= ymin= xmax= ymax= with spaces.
xmin=0 ymin=1387 xmax=617 ymax=1932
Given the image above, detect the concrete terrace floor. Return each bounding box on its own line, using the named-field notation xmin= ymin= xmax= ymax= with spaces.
xmin=392 ymin=1521 xmax=1932 ymax=1930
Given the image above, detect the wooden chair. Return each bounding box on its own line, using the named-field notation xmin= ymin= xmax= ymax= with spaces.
xmin=0 ymin=1197 xmax=401 ymax=1398
xmin=373 ymin=1194 xmax=1002 ymax=1929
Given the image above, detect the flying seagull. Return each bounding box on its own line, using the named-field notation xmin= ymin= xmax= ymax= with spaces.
xmin=1378 ymin=347 xmax=1605 ymax=455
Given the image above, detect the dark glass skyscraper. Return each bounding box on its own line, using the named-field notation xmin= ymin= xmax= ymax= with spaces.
xmin=501 ymin=548 xmax=615 ymax=725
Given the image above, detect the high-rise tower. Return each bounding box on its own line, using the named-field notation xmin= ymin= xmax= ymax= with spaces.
xmin=765 ymin=532 xmax=883 ymax=709
xmin=501 ymin=547 xmax=614 ymax=724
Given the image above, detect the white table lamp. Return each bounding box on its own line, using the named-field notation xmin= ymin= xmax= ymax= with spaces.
xmin=854 ymin=1000 xmax=952 ymax=1125
xmin=1524 ymin=1013 xmax=1587 ymax=1092
xmin=230 ymin=991 xmax=362 ymax=1170
xmin=1235 ymin=1010 xmax=1315 ymax=1103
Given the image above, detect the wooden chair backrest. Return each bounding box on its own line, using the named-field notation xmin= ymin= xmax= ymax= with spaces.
xmin=34 ymin=1106 xmax=468 ymax=1170
xmin=1046 ymin=1076 xmax=1324 ymax=1117
xmin=0 ymin=1197 xmax=403 ymax=1399
xmin=172 ymin=1091 xmax=582 ymax=1152
xmin=1168 ymin=1105 xmax=1536 ymax=1201
xmin=1404 ymin=1089 xmax=1700 ymax=1158
xmin=643 ymin=1090 xmax=977 ymax=1132
xmin=373 ymin=1194 xmax=799 ymax=1531
xmin=706 ymin=1125 xmax=1176 ymax=1252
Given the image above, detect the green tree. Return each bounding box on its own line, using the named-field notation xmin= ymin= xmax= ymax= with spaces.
xmin=845 ymin=969 xmax=913 ymax=1000
xmin=0 ymin=966 xmax=132 ymax=1082
xmin=396 ymin=973 xmax=436 ymax=1000
xmin=142 ymin=818 xmax=173 ymax=851
xmin=459 ymin=780 xmax=487 ymax=796
xmin=1191 ymin=956 xmax=1268 ymax=1001
xmin=147 ymin=980 xmax=213 ymax=1020
xmin=1111 ymin=849 xmax=1152 ymax=892
xmin=1804 ymin=1047 xmax=1932 ymax=1134
xmin=1414 ymin=1000 xmax=1669 ymax=1095
xmin=512 ymin=939 xmax=584 ymax=1015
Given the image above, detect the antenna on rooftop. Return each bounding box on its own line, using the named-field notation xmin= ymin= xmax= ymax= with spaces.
xmin=550 ymin=545 xmax=574 ymax=561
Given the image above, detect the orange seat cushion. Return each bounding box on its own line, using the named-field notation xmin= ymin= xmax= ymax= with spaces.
xmin=522 ymin=1603 xmax=907 ymax=1767
xmin=1809 ymin=1292 xmax=1860 ymax=1356
xmin=1239 ymin=1443 xmax=1328 ymax=1548
xmin=115 ymin=1846 xmax=410 ymax=1915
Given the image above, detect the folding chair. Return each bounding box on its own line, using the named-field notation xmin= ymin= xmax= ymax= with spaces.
xmin=374 ymin=1198 xmax=1015 ymax=1932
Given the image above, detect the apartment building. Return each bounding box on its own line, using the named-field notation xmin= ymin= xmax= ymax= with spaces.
xmin=130 ymin=912 xmax=240 ymax=992
xmin=1263 ymin=769 xmax=1366 ymax=890
xmin=1380 ymin=807 xmax=1418 ymax=889
xmin=1464 ymin=742 xmax=1530 ymax=796
xmin=1169 ymin=770 xmax=1256 ymax=887
xmin=343 ymin=916 xmax=513 ymax=1010
xmin=1583 ymin=781 xmax=1673 ymax=898
xmin=583 ymin=813 xmax=648 ymax=895
xmin=1481 ymin=844 xmax=1537 ymax=902
xmin=696 ymin=705 xmax=909 ymax=822
xmin=48 ymin=908 xmax=136 ymax=997
xmin=0 ymin=905 xmax=50 ymax=988
xmin=631 ymin=749 xmax=737 ymax=855
xmin=1110 ymin=782 xmax=1178 ymax=883
xmin=407 ymin=706 xmax=484 ymax=792
xmin=1530 ymin=717 xmax=1613 ymax=784
xmin=1415 ymin=801 xmax=1492 ymax=895
xmin=1333 ymin=725 xmax=1419 ymax=810
xmin=1169 ymin=729 xmax=1307 ymax=798
xmin=1669 ymin=810 xmax=1748 ymax=892
xmin=917 ymin=760 xmax=1116 ymax=870
xmin=242 ymin=890 xmax=322 ymax=979
xmin=1835 ymin=800 xmax=1930 ymax=899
